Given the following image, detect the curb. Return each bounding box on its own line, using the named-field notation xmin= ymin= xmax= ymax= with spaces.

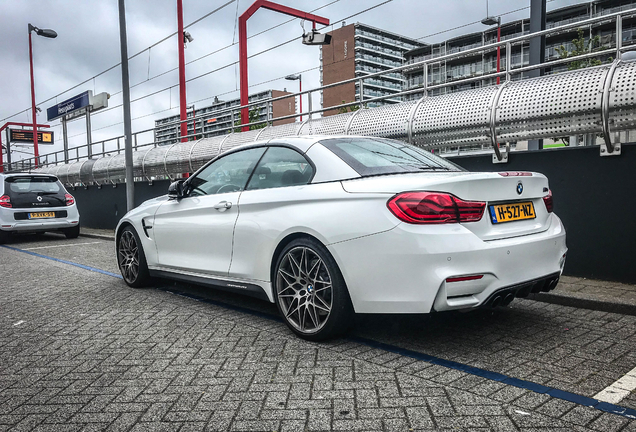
xmin=528 ymin=292 xmax=636 ymax=316
xmin=80 ymin=233 xmax=115 ymax=241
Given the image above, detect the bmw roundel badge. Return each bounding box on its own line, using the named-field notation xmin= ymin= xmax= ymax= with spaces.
xmin=516 ymin=182 xmax=523 ymax=195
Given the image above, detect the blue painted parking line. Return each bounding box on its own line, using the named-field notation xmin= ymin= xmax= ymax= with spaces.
xmin=0 ymin=244 xmax=123 ymax=279
xmin=3 ymin=243 xmax=636 ymax=420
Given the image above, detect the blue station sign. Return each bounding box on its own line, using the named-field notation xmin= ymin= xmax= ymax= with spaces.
xmin=47 ymin=91 xmax=91 ymax=121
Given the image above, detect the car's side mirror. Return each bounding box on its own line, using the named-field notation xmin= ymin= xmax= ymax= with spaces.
xmin=168 ymin=180 xmax=185 ymax=199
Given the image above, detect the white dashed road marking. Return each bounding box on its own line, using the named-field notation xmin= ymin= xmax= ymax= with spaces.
xmin=595 ymin=366 xmax=636 ymax=404
xmin=12 ymin=321 xmax=25 ymax=326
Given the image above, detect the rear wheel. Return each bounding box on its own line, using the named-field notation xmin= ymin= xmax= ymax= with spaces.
xmin=0 ymin=230 xmax=9 ymax=244
xmin=63 ymin=225 xmax=80 ymax=239
xmin=117 ymin=226 xmax=150 ymax=288
xmin=274 ymin=238 xmax=353 ymax=341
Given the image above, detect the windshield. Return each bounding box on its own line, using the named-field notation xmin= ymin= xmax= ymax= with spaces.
xmin=320 ymin=137 xmax=463 ymax=177
xmin=5 ymin=176 xmax=62 ymax=195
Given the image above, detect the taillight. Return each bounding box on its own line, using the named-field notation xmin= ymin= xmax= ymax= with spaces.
xmin=65 ymin=193 xmax=75 ymax=206
xmin=387 ymin=192 xmax=485 ymax=224
xmin=543 ymin=190 xmax=553 ymax=213
xmin=0 ymin=195 xmax=11 ymax=208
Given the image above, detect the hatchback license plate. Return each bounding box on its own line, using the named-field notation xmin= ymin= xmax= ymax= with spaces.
xmin=28 ymin=212 xmax=55 ymax=219
xmin=489 ymin=202 xmax=535 ymax=224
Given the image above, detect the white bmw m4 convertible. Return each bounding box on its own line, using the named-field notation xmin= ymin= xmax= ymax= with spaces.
xmin=116 ymin=136 xmax=567 ymax=340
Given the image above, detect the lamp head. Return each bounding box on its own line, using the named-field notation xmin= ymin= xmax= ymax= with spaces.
xmin=481 ymin=16 xmax=500 ymax=26
xmin=29 ymin=24 xmax=57 ymax=38
xmin=285 ymin=74 xmax=301 ymax=81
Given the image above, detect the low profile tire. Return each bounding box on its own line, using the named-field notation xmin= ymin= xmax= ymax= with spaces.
xmin=117 ymin=226 xmax=150 ymax=288
xmin=63 ymin=225 xmax=80 ymax=239
xmin=274 ymin=238 xmax=353 ymax=341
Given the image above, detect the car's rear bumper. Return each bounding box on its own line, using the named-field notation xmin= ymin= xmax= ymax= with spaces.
xmin=327 ymin=213 xmax=567 ymax=314
xmin=0 ymin=206 xmax=80 ymax=232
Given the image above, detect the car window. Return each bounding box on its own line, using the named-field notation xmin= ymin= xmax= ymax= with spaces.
xmin=246 ymin=147 xmax=314 ymax=191
xmin=320 ymin=137 xmax=463 ymax=176
xmin=5 ymin=176 xmax=62 ymax=194
xmin=187 ymin=147 xmax=266 ymax=196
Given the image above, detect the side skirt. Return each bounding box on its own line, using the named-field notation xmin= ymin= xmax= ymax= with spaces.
xmin=149 ymin=269 xmax=270 ymax=302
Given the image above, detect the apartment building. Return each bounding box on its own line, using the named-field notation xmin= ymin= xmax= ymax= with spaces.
xmin=154 ymin=89 xmax=295 ymax=145
xmin=320 ymin=22 xmax=424 ymax=115
xmin=403 ymin=0 xmax=636 ymax=97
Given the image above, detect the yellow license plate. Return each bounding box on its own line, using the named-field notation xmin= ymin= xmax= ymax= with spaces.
xmin=489 ymin=202 xmax=535 ymax=224
xmin=28 ymin=212 xmax=55 ymax=219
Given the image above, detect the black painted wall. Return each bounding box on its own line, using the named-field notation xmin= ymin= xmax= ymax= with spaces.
xmin=70 ymin=144 xmax=636 ymax=284
xmin=71 ymin=180 xmax=171 ymax=231
xmin=448 ymin=143 xmax=636 ymax=284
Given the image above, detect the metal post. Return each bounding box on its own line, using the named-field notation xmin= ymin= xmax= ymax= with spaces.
xmin=307 ymin=92 xmax=313 ymax=120
xmin=506 ymin=42 xmax=512 ymax=81
xmin=528 ymin=0 xmax=546 ymax=150
xmin=5 ymin=128 xmax=11 ymax=168
xmin=266 ymin=100 xmax=271 ymax=126
xmin=62 ymin=117 xmax=69 ymax=163
xmin=358 ymin=78 xmax=364 ymax=109
xmin=423 ymin=63 xmax=428 ymax=96
xmin=617 ymin=16 xmax=623 ymax=60
xmin=496 ymin=21 xmax=501 ymax=85
xmin=134 ymin=133 xmax=138 ymax=150
xmin=177 ymin=0 xmax=188 ymax=143
xmin=118 ymin=0 xmax=135 ymax=211
xmin=28 ymin=29 xmax=40 ymax=167
xmin=299 ymin=76 xmax=302 ymax=122
xmin=86 ymin=108 xmax=93 ymax=159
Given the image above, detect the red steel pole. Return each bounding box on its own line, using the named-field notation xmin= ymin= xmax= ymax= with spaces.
xmin=496 ymin=24 xmax=501 ymax=85
xmin=239 ymin=1 xmax=329 ymax=132
xmin=28 ymin=30 xmax=40 ymax=167
xmin=177 ymin=0 xmax=188 ymax=142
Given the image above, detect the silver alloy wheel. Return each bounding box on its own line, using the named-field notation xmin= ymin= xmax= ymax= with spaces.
xmin=277 ymin=246 xmax=333 ymax=334
xmin=118 ymin=230 xmax=140 ymax=284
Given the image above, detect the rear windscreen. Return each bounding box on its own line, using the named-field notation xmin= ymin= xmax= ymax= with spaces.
xmin=319 ymin=137 xmax=463 ymax=177
xmin=5 ymin=176 xmax=62 ymax=195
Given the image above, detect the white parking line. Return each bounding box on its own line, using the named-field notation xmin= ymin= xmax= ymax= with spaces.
xmin=22 ymin=241 xmax=103 ymax=251
xmin=594 ymin=366 xmax=636 ymax=404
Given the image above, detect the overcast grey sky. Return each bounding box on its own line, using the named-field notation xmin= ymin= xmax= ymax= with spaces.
xmin=0 ymin=0 xmax=587 ymax=161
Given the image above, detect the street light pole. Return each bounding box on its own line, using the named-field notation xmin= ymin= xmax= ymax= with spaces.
xmin=27 ymin=24 xmax=57 ymax=168
xmin=480 ymin=16 xmax=502 ymax=85
xmin=285 ymin=74 xmax=302 ymax=121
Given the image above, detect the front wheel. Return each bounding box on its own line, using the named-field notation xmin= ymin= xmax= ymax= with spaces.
xmin=117 ymin=226 xmax=150 ymax=288
xmin=274 ymin=238 xmax=353 ymax=341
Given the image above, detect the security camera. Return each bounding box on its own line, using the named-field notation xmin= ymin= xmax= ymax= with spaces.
xmin=302 ymin=29 xmax=331 ymax=46
xmin=184 ymin=31 xmax=194 ymax=43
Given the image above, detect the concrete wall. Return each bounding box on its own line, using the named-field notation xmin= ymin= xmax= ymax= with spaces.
xmin=72 ymin=144 xmax=636 ymax=284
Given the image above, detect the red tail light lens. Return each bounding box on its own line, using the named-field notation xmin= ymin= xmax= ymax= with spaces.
xmin=0 ymin=195 xmax=11 ymax=208
xmin=65 ymin=193 xmax=75 ymax=206
xmin=387 ymin=192 xmax=485 ymax=224
xmin=543 ymin=190 xmax=553 ymax=213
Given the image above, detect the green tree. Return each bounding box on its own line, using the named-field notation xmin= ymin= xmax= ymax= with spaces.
xmin=232 ymin=108 xmax=267 ymax=133
xmin=338 ymin=100 xmax=364 ymax=114
xmin=555 ymin=29 xmax=611 ymax=71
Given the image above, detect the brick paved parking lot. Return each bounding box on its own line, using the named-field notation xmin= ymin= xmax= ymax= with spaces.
xmin=1 ymin=234 xmax=636 ymax=431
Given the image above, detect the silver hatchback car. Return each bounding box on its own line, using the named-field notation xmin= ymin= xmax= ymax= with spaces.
xmin=0 ymin=173 xmax=80 ymax=243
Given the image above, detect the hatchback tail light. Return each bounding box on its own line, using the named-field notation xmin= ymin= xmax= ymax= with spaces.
xmin=0 ymin=195 xmax=11 ymax=208
xmin=543 ymin=190 xmax=553 ymax=213
xmin=65 ymin=193 xmax=75 ymax=206
xmin=387 ymin=192 xmax=486 ymax=224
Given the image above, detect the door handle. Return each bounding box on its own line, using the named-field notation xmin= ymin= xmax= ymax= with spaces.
xmin=213 ymin=201 xmax=232 ymax=211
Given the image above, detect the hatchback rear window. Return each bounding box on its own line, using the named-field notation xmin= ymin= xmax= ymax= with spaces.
xmin=5 ymin=176 xmax=62 ymax=194
xmin=319 ymin=137 xmax=463 ymax=177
